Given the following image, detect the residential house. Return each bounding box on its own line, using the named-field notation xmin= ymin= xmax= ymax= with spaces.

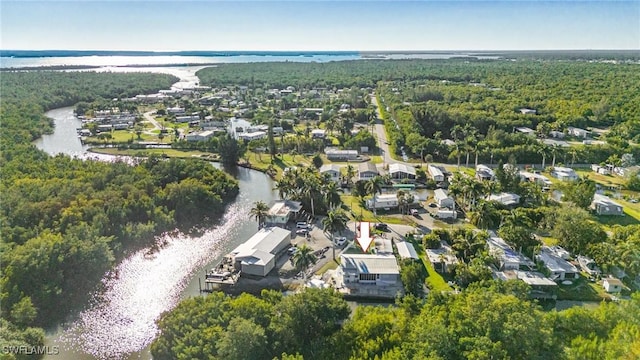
xmin=426 ymin=243 xmax=459 ymax=273
xmin=591 ymin=164 xmax=611 ymax=175
xmin=494 ymin=270 xmax=557 ymax=299
xmin=519 ymin=171 xmax=552 ymax=190
xmin=319 ymin=164 xmax=342 ymax=183
xmin=434 ymin=188 xmax=455 ymax=208
xmin=428 ymin=165 xmax=445 ymax=182
xmin=476 ymin=164 xmax=495 ymax=181
xmin=549 ymin=130 xmax=565 ymax=139
xmin=516 ymin=127 xmax=536 ymax=137
xmin=176 ymin=115 xmax=200 ymax=123
xmin=366 ymin=194 xmax=399 ymax=210
xmin=311 ymin=129 xmax=326 ymax=139
xmin=339 ymin=254 xmax=400 ymax=286
xmin=591 ymin=194 xmax=624 ymax=216
xmin=536 ymin=246 xmax=579 ymax=281
xmin=185 ymin=130 xmax=215 ymax=142
xmin=227 ymin=227 xmax=292 ymax=277
xmin=488 ymin=192 xmax=521 ymax=207
xmin=487 ymin=236 xmax=535 ymax=271
xmin=264 ymin=200 xmax=302 ymax=227
xmin=603 ymin=277 xmax=623 ymax=293
xmin=238 ymin=131 xmax=267 ymax=141
xmin=396 ymin=241 xmax=419 ymax=260
xmin=551 ymin=167 xmax=579 ymax=181
xmin=567 ymin=127 xmax=589 ymax=138
xmin=389 ymin=163 xmax=416 ymax=180
xmin=325 ymin=148 xmax=358 ymax=161
xmin=358 ymin=162 xmax=379 ymax=181
xmin=577 ymin=256 xmax=601 ymax=277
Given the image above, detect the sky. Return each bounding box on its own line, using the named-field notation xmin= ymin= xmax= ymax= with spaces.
xmin=1 ymin=1 xmax=638 ymax=51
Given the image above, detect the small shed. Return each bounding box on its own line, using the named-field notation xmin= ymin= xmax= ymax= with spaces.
xmin=603 ymin=277 xmax=623 ymax=293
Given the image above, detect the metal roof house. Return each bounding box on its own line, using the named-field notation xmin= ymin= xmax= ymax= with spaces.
xmin=319 ymin=164 xmax=342 ymax=182
xmin=396 ymin=241 xmax=419 ymax=260
xmin=339 ymin=254 xmax=400 ymax=286
xmin=389 ymin=163 xmax=416 ymax=180
xmin=488 ymin=192 xmax=521 ymax=207
xmin=536 ymin=246 xmax=579 ymax=281
xmin=358 ymin=162 xmax=379 ymax=181
xmin=434 ymin=188 xmax=454 ymax=208
xmin=428 ymin=164 xmax=445 ymax=182
xmin=228 ymin=227 xmax=292 ymax=277
xmin=591 ymin=194 xmax=624 ymax=216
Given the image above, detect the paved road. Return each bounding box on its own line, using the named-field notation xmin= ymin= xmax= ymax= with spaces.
xmin=371 ymin=94 xmax=411 ymax=166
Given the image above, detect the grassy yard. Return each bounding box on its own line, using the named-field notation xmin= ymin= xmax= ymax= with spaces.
xmin=556 ymin=276 xmax=609 ymax=301
xmin=315 ymin=259 xmax=340 ymax=276
xmin=90 ymin=147 xmax=210 ymax=159
xmin=244 ymin=152 xmax=312 ymax=178
xmin=340 ymin=195 xmax=412 ymax=225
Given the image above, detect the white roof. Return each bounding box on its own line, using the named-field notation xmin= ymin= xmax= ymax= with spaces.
xmin=230 ymin=227 xmax=290 ymax=259
xmin=320 ymin=164 xmax=342 ymax=173
xmin=389 ymin=163 xmax=416 ymax=176
xmin=537 ymin=248 xmax=578 ymax=274
xmin=476 ymin=164 xmax=494 ymax=176
xmin=311 ymin=129 xmax=326 ymax=134
xmin=268 ymin=200 xmax=302 ymax=217
xmin=488 ymin=192 xmax=521 ymax=206
xmin=516 ymin=127 xmax=535 ymax=133
xmin=340 ymin=254 xmax=399 ymax=275
xmin=428 ymin=165 xmax=444 ymax=177
xmin=434 ymin=188 xmax=451 ymax=201
xmin=396 ymin=241 xmax=419 ymax=260
xmin=592 ymin=194 xmax=623 ymax=208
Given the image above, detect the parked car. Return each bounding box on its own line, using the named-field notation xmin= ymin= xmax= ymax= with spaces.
xmin=334 ymin=236 xmax=347 ymax=246
xmin=374 ymin=223 xmax=388 ymax=231
xmin=410 ymin=208 xmax=419 ymax=216
xmin=288 ymin=246 xmax=298 ymax=255
xmin=296 ymin=228 xmax=309 ymax=235
xmin=296 ymin=221 xmax=309 ymax=229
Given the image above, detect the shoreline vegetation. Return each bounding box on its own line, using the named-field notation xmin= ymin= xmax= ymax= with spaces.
xmin=0 ymin=71 xmax=240 ymax=352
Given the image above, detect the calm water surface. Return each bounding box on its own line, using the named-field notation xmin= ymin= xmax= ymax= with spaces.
xmin=37 ymin=106 xmax=276 ymax=359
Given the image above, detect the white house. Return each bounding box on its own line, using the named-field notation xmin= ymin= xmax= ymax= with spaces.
xmin=358 ymin=162 xmax=379 ymax=181
xmin=265 ymin=200 xmax=302 ymax=226
xmin=577 ymin=255 xmax=601 ymax=276
xmin=591 ymin=164 xmax=611 ymax=175
xmin=434 ymin=188 xmax=454 ymax=208
xmin=238 ymin=131 xmax=267 ymax=141
xmin=367 ymin=194 xmax=398 ymax=210
xmin=319 ymin=164 xmax=342 ymax=182
xmin=591 ymin=194 xmax=624 ymax=216
xmin=427 ymin=165 xmax=445 ymax=182
xmin=536 ymin=247 xmax=579 ymax=281
xmin=339 ymin=254 xmax=400 ymax=286
xmin=228 ymin=227 xmax=292 ymax=277
xmin=551 ymin=167 xmax=579 ymax=181
xmin=549 ymin=130 xmax=565 ymax=139
xmin=519 ymin=171 xmax=552 ymax=189
xmin=567 ymin=127 xmax=589 ymax=138
xmin=488 ymin=192 xmax=521 ymax=207
xmin=389 ymin=163 xmax=416 ymax=180
xmin=603 ymin=277 xmax=623 ymax=293
xmin=487 ymin=236 xmax=535 ymax=271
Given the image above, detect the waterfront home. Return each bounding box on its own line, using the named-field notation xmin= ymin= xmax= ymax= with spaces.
xmin=487 ymin=236 xmax=535 ymax=271
xmin=339 ymin=254 xmax=400 ymax=286
xmin=325 ymin=148 xmax=358 ymax=161
xmin=427 ymin=164 xmax=445 ymax=182
xmin=591 ymin=194 xmax=624 ymax=216
xmin=536 ymin=246 xmax=579 ymax=281
xmin=603 ymin=277 xmax=623 ymax=293
xmin=389 ymin=163 xmax=416 ymax=181
xmin=319 ymin=164 xmax=342 ymax=182
xmin=357 ymin=162 xmax=379 ymax=181
xmin=264 ymin=200 xmax=302 ymax=227
xmin=488 ymin=192 xmax=521 ymax=207
xmin=434 ymin=188 xmax=454 ymax=208
xmin=494 ymin=270 xmax=557 ymax=299
xmin=551 ymin=166 xmax=579 ymax=181
xmin=366 ymin=194 xmax=398 ymax=210
xmin=227 ymin=227 xmax=292 ymax=277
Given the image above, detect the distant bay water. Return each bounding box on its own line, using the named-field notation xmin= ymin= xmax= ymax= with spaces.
xmin=0 ymin=50 xmax=507 ymax=69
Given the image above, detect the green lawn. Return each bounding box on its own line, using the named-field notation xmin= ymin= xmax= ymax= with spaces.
xmin=315 ymin=259 xmax=340 ymax=275
xmin=575 ymin=170 xmax=626 ymax=187
xmin=556 ymin=276 xmax=609 ymax=301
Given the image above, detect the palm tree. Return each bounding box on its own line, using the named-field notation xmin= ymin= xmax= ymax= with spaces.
xmin=274 ymin=178 xmax=292 ymax=200
xmin=249 ymin=201 xmax=270 ymax=229
xmin=551 ymin=144 xmax=561 ymax=168
xmin=365 ymin=176 xmax=384 ymax=215
xmin=537 ymin=144 xmax=551 ymax=170
xmin=323 ymin=181 xmax=342 ymax=209
xmin=343 ymin=164 xmax=356 ymax=187
xmin=322 ymin=209 xmax=349 ymax=259
xmin=292 ymin=244 xmax=317 ymax=281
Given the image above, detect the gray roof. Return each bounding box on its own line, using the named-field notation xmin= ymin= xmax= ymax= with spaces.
xmin=230 ymin=227 xmax=290 ymax=259
xmin=340 ymin=254 xmax=399 ymax=274
xmin=358 ymin=162 xmax=379 ymax=174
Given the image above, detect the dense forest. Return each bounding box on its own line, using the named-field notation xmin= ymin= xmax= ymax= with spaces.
xmin=0 ymin=71 xmax=238 ymax=353
xmin=197 ymin=59 xmax=640 ymax=165
xmin=152 ymin=286 xmax=640 ymax=360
